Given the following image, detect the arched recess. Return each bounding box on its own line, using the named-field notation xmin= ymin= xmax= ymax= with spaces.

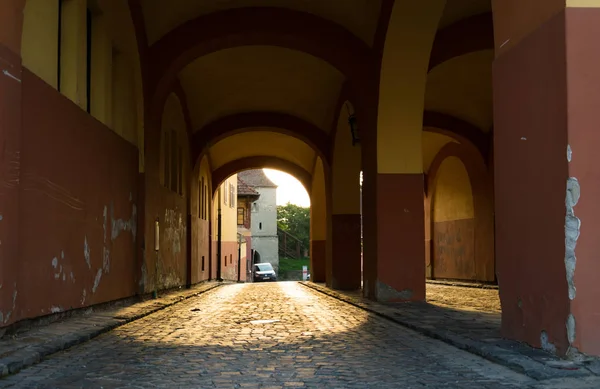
xmin=188 ymin=155 xmax=212 ymax=286
xmin=330 ymin=101 xmax=362 ymax=290
xmin=426 ymin=142 xmax=494 ymax=283
xmin=146 ymin=7 xmax=374 ymax=114
xmin=144 ymin=92 xmax=191 ymax=293
xmin=310 ymin=157 xmax=330 ymax=283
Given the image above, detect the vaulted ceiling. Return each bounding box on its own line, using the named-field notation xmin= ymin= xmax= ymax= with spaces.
xmin=134 ymin=0 xmax=494 ymax=176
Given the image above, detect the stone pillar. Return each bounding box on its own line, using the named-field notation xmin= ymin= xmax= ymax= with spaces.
xmin=493 ymin=2 xmax=600 ymax=357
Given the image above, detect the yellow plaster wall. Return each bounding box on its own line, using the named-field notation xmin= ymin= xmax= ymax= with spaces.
xmin=180 ymin=46 xmax=344 ymax=132
xmin=90 ymin=15 xmax=112 ymax=126
xmin=568 ymin=0 xmax=600 ymax=5
xmin=208 ymin=131 xmax=316 ymax=173
xmin=377 ymin=0 xmax=445 ymax=174
xmin=21 ymin=0 xmax=145 ymax=171
xmin=311 ymin=158 xmax=327 ymax=240
xmin=214 ymin=175 xmax=239 ymax=243
xmin=433 ymin=156 xmax=474 ymax=223
xmin=21 ymin=0 xmax=59 ymax=88
xmin=332 ymin=104 xmax=361 ymax=215
xmin=425 ymin=51 xmax=494 ymax=132
xmin=60 ymin=0 xmax=87 ymax=109
xmin=112 ymin=51 xmax=137 ymax=146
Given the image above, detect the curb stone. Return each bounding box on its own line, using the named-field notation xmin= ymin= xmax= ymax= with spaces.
xmin=299 ymin=282 xmax=594 ymax=381
xmin=426 ymin=279 xmax=499 ymax=290
xmin=0 ymin=282 xmax=223 ymax=378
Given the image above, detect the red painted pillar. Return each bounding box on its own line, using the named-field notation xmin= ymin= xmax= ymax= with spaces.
xmin=359 ymin=130 xmax=425 ymax=301
xmin=494 ymin=6 xmax=600 ymax=357
xmin=0 ymin=37 xmax=22 ymax=324
xmin=309 ymin=240 xmax=326 ymax=282
xmin=331 ymin=214 xmax=362 ymax=290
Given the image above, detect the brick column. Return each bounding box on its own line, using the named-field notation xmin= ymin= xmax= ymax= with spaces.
xmin=494 ymin=5 xmax=600 ymax=357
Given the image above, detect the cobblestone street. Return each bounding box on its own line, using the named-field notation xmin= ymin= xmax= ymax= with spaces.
xmin=0 ymin=282 xmax=591 ymax=388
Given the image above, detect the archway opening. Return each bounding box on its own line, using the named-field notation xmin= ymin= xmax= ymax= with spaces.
xmin=210 ymin=168 xmax=311 ymax=284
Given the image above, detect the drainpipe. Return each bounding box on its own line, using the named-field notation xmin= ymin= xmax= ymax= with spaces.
xmin=216 ymin=186 xmax=223 ymax=281
xmin=237 ymin=234 xmax=242 ymax=283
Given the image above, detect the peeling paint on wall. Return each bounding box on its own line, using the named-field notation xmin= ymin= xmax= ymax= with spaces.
xmin=376 ymin=280 xmax=413 ymax=301
xmin=103 ymin=205 xmax=108 ymax=242
xmin=565 ymin=146 xmax=580 ymax=301
xmin=50 ymin=306 xmax=62 ymax=313
xmin=92 ymin=269 xmax=102 ymax=293
xmin=164 ymin=209 xmax=185 ymax=255
xmin=566 ymin=313 xmax=576 ymax=346
xmin=3 ymin=284 xmax=17 ymax=324
xmin=110 ymin=202 xmax=137 ymax=241
xmin=81 ymin=289 xmax=87 ymax=305
xmin=84 ymin=236 xmax=91 ymax=269
xmin=103 ymin=247 xmax=110 ymax=274
xmin=540 ymin=330 xmax=557 ymax=354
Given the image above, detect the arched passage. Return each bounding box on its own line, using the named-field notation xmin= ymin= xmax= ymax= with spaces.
xmin=208 ymin=162 xmax=311 ymax=283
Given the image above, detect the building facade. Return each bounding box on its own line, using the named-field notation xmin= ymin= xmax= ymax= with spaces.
xmin=213 ymin=175 xmax=246 ymax=282
xmin=236 ymin=175 xmax=260 ymax=280
xmin=238 ymin=170 xmax=279 ymax=273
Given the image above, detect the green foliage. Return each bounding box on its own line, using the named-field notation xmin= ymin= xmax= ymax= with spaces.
xmin=278 ymin=257 xmax=310 ymax=273
xmin=277 ymin=202 xmax=310 ymax=249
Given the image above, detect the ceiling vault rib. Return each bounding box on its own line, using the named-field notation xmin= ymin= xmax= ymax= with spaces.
xmin=428 ymin=12 xmax=494 ymax=72
xmin=192 ymin=112 xmax=330 ymax=167
xmin=423 ymin=110 xmax=490 ymax=160
xmin=212 ymin=156 xmax=312 ymax=196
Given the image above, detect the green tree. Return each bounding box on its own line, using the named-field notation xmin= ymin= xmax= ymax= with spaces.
xmin=277 ymin=203 xmax=310 ymax=250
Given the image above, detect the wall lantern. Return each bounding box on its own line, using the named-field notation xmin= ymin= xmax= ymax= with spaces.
xmin=346 ymin=102 xmax=360 ymax=146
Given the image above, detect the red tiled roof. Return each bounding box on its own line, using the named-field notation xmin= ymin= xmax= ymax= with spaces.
xmin=237 ymin=176 xmax=260 ymax=196
xmin=237 ymin=169 xmax=277 ymax=188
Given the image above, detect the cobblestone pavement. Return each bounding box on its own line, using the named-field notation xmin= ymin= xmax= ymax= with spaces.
xmin=0 ymin=282 xmax=589 ymax=389
xmin=426 ymin=284 xmax=501 ymax=313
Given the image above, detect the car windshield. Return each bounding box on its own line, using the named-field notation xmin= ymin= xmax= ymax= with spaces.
xmin=255 ymin=263 xmax=273 ymax=272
